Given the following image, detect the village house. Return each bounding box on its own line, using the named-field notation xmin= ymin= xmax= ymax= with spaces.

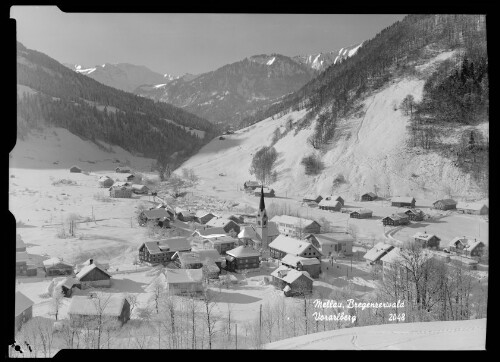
xmin=195 ymin=210 xmax=217 ymax=225
xmin=271 ymin=265 xmax=314 ymax=297
xmin=364 ymin=242 xmax=395 ymax=265
xmin=112 ymin=181 xmax=131 ymax=188
xmin=254 ymin=187 xmax=275 ymax=197
xmin=15 ymin=291 xmax=34 ymax=331
xmin=405 ymin=208 xmax=425 ymax=221
xmin=16 ymin=251 xmax=28 ymax=276
xmin=70 ymin=165 xmax=82 ymax=173
xmin=68 ymin=294 xmax=130 ymax=327
xmin=172 ymin=251 xmax=203 ymax=269
xmin=125 ymin=174 xmax=135 ymax=182
xmin=448 ymin=237 xmax=486 ymax=257
xmin=391 ymin=196 xmax=416 ymax=208
xmin=456 ymin=202 xmax=488 ymax=215
xmin=43 ymin=257 xmax=74 ymax=276
xmin=175 ymin=207 xmax=196 ymax=221
xmin=244 ymin=180 xmax=261 ymax=191
xmin=305 ymin=233 xmax=354 ymax=256
xmin=318 ymin=198 xmax=342 ymax=211
xmin=115 ymin=167 xmax=131 ymax=173
xmin=192 ymin=227 xmax=227 ymax=238
xmin=412 ymin=232 xmax=441 ymax=249
xmin=361 ymin=192 xmax=377 ymax=201
xmin=174 ymin=249 xmax=226 ymax=278
xmin=16 ymin=234 xmax=26 ymax=252
xmin=206 ymin=217 xmax=241 ymax=234
xmin=381 ymin=247 xmax=434 ymax=281
xmin=303 ymin=195 xmax=323 ymax=204
xmin=269 ymin=235 xmax=323 ymax=260
xmin=109 ymin=185 xmax=133 ymax=198
xmin=323 ymin=195 xmax=344 ymax=206
xmin=382 ymin=213 xmax=410 ymax=226
xmin=98 ymin=176 xmax=114 ymax=188
xmin=138 ymin=237 xmax=192 ymax=264
xmin=219 ymin=213 xmax=245 ymax=224
xmin=350 ymin=208 xmax=373 ymax=219
xmin=209 ymin=236 xmax=238 ymax=255
xmin=270 ymin=215 xmax=321 ymax=238
xmin=165 ymin=269 xmax=204 ymax=295
xmin=131 ymin=184 xmax=149 ymax=194
xmin=53 ymin=277 xmax=82 ymax=297
xmin=138 ymin=208 xmax=172 ymax=228
xmin=281 ymin=254 xmax=321 ymax=278
xmin=76 ymin=261 xmax=112 ymax=289
xmin=225 ymin=245 xmax=261 ymax=273
xmin=75 ymin=258 xmax=109 ymax=274
xmin=432 ymin=199 xmax=457 ymax=210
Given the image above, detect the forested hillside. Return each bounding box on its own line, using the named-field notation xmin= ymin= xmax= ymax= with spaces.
xmin=16 ymin=42 xmax=217 ymax=163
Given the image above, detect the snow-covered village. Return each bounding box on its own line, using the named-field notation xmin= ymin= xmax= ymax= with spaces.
xmin=10 ymin=10 xmax=488 ymax=354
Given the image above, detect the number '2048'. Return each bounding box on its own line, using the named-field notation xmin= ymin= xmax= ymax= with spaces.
xmin=389 ymin=313 xmax=405 ymax=322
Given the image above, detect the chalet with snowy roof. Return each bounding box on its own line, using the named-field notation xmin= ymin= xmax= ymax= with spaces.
xmin=318 ymin=198 xmax=342 ymax=211
xmin=456 ymin=202 xmax=488 ymax=215
xmin=75 ymin=258 xmax=109 ymax=274
xmin=364 ymin=242 xmax=395 ymax=265
xmin=76 ymin=262 xmax=112 ymax=289
xmin=254 ymin=187 xmax=275 ymax=197
xmin=305 ymin=233 xmax=353 ymax=256
xmin=413 ymin=232 xmax=441 ymax=249
xmin=138 ymin=208 xmax=172 ymax=227
xmin=188 ymin=249 xmax=226 ymax=278
xmin=269 ymin=235 xmax=322 ymax=261
xmin=405 ymin=208 xmax=425 ymax=221
xmin=225 ymin=246 xmax=260 ymax=272
xmin=70 ymin=165 xmax=82 ymax=173
xmin=15 ymin=291 xmax=34 ymax=331
xmin=323 ymin=195 xmax=344 ymax=206
xmin=381 ymin=247 xmax=434 ymax=280
xmin=382 ymin=213 xmax=410 ymax=226
xmin=16 ymin=234 xmax=26 ymax=252
xmin=391 ymin=197 xmax=416 ymax=208
xmin=172 ymin=251 xmax=203 ymax=269
xmin=281 ymin=254 xmax=321 ymax=278
xmin=350 ymin=208 xmax=373 ymax=219
xmin=131 ymin=184 xmax=149 ymax=194
xmin=175 ymin=207 xmax=196 ymax=221
xmin=43 ymin=257 xmax=74 ymax=276
xmin=109 ymin=185 xmax=132 ymax=198
xmin=303 ymin=195 xmax=323 ymax=204
xmin=138 ymin=237 xmax=192 ymax=264
xmin=68 ymin=294 xmax=130 ymax=326
xmin=165 ymin=269 xmax=204 ymax=295
xmin=192 ymin=227 xmax=227 ymax=238
xmin=195 ymin=210 xmax=216 ymax=225
xmin=53 ymin=277 xmax=81 ymax=297
xmin=98 ymin=176 xmax=114 ymax=188
xmin=448 ymin=237 xmax=485 ymax=257
xmin=361 ymin=192 xmax=377 ymax=201
xmin=270 ymin=215 xmax=321 ymax=238
xmin=112 ymin=181 xmax=131 ymax=188
xmin=206 ymin=218 xmax=241 ymax=234
xmin=115 ymin=167 xmax=131 ymax=173
xmin=244 ymin=180 xmax=261 ymax=190
xmin=209 ymin=236 xmax=238 ymax=255
xmin=432 ymin=199 xmax=457 ymax=210
xmin=125 ymin=174 xmax=135 ymax=182
xmin=271 ymin=266 xmax=313 ymax=297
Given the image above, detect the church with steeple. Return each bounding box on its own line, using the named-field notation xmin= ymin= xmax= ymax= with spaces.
xmin=254 ymin=186 xmax=279 ymax=249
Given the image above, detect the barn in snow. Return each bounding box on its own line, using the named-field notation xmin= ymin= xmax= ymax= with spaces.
xmin=76 ymin=261 xmax=112 ymax=289
xmin=361 ymin=192 xmax=377 ymax=201
xmin=350 ymin=208 xmax=373 ymax=219
xmin=68 ymin=294 xmax=130 ymax=326
xmin=432 ymin=199 xmax=457 ymax=210
xmin=391 ymin=196 xmax=416 ymax=208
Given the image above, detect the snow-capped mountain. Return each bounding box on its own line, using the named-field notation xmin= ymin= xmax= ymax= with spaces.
xmin=63 ymin=62 xmax=176 ymax=93
xmin=293 ymin=42 xmax=363 ymax=72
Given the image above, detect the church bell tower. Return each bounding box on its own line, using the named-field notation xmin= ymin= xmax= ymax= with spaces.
xmin=256 ymin=186 xmax=269 ymax=249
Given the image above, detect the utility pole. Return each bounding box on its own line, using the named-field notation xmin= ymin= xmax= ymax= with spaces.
xmin=259 ymin=304 xmax=262 ymax=344
xmin=235 ymin=324 xmax=238 ymax=350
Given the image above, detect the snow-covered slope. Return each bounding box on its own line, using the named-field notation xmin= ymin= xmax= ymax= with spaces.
xmin=265 ymin=318 xmax=486 ymax=350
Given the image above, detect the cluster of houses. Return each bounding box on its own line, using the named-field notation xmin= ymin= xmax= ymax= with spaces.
xmin=243 ymin=181 xmax=276 ymax=197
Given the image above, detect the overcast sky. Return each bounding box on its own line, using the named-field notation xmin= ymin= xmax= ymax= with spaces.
xmin=11 ymin=6 xmax=405 ymax=76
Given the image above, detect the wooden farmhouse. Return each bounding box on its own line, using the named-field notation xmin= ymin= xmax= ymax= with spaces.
xmin=209 ymin=236 xmax=238 ymax=255
xmin=303 ymin=195 xmax=323 ymax=204
xmin=448 ymin=237 xmax=485 ymax=257
xmin=225 ymin=246 xmax=261 ymax=273
xmin=138 ymin=208 xmax=172 ymax=227
xmin=138 ymin=237 xmax=192 ymax=265
xmin=195 ymin=210 xmax=217 ymax=224
xmin=324 ymin=195 xmax=344 ymax=206
xmin=98 ymin=176 xmax=114 ymax=188
xmin=254 ymin=187 xmax=275 ymax=197
xmin=361 ymin=192 xmax=377 ymax=201
xmin=70 ymin=165 xmax=82 ymax=173
xmin=350 ymin=208 xmax=373 ymax=219
xmin=318 ymin=198 xmax=342 ymax=211
xmin=76 ymin=262 xmax=112 ymax=289
xmin=269 ymin=235 xmax=323 ymax=260
xmin=195 ymin=249 xmax=225 ymax=278
xmin=270 ymin=215 xmax=321 ymax=238
xmin=43 ymin=257 xmax=74 ymax=276
xmin=456 ymin=202 xmax=488 ymax=215
xmin=175 ymin=207 xmax=196 ymax=221
xmin=305 ymin=233 xmax=354 ymax=256
xmin=109 ymin=185 xmax=132 ymax=198
xmin=271 ymin=265 xmax=314 ymax=297
xmin=413 ymin=232 xmax=441 ymax=249
xmin=115 ymin=167 xmax=131 ymax=173
xmin=15 ymin=291 xmax=34 ymax=331
xmin=54 ymin=277 xmax=82 ymax=297
xmin=131 ymin=184 xmax=149 ymax=194
xmin=206 ymin=218 xmax=241 ymax=234
xmin=391 ymin=196 xmax=416 ymax=208
xmin=244 ymin=181 xmax=261 ymax=191
xmin=432 ymin=199 xmax=457 ymax=210
xmin=16 ymin=234 xmax=26 ymax=252
xmin=165 ymin=269 xmax=204 ymax=295
xmin=172 ymin=251 xmax=203 ymax=269
xmin=68 ymin=294 xmax=130 ymax=327
xmin=382 ymin=213 xmax=410 ymax=226
xmin=75 ymin=258 xmax=109 ymax=274
xmin=281 ymin=253 xmax=321 ymax=278
xmin=405 ymin=209 xmax=425 ymax=221
xmin=364 ymin=242 xmax=395 ymax=265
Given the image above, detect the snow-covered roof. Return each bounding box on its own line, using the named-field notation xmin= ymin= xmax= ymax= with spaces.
xmin=324 ymin=195 xmax=343 ymax=202
xmin=77 ymin=259 xmax=109 ymax=272
xmin=306 ymin=232 xmax=354 ymax=244
xmin=165 ymin=268 xmax=203 ymax=284
xmin=281 ymin=254 xmax=320 ymax=266
xmin=381 ymin=247 xmax=434 ymax=265
xmin=58 ymin=277 xmax=80 ymax=289
xmin=449 ymin=237 xmax=484 ymax=251
xmin=206 ymin=218 xmax=237 ymax=228
xmin=244 ymin=181 xmax=261 ymax=187
xmin=391 ymin=196 xmax=415 ymax=203
xmin=383 ymin=214 xmax=409 ymax=221
xmin=363 ymin=242 xmax=394 ymax=262
xmin=433 ymin=199 xmax=457 ymax=206
xmin=318 ymin=199 xmax=341 ymax=208
xmin=76 ymin=263 xmax=111 ymax=280
xmin=158 ymin=237 xmax=192 ymax=252
xmin=352 ymin=208 xmax=373 ymax=215
xmin=238 ymin=226 xmax=258 ymax=239
xmin=271 ymin=265 xmax=313 ymax=284
xmin=362 ymin=192 xmax=377 ymax=198
xmin=210 ymin=236 xmax=237 ymax=245
xmin=43 ymin=257 xmax=73 ymax=268
xmin=132 ymin=184 xmax=148 ymax=190
xmin=15 ymin=291 xmax=34 ymax=316
xmin=303 ymin=194 xmax=322 ymax=201
xmin=413 ymin=232 xmax=440 ymax=241
xmin=269 ymin=235 xmax=322 ymax=256
xmin=194 ymin=249 xmax=224 ymax=263
xmin=193 ymin=227 xmax=227 ymax=237
xmin=174 ymin=251 xmax=201 ymax=265
xmin=270 ymin=215 xmax=319 ymax=228
xmin=142 ymin=208 xmax=172 ymax=219
xmin=405 ymin=209 xmax=424 ymax=215
xmin=111 ymin=181 xmax=130 ymax=188
xmin=226 ymin=245 xmax=261 ymax=258
xmin=195 ymin=210 xmax=215 ymax=218
xmin=68 ymin=294 xmax=126 ymax=317
xmin=456 ymin=202 xmax=488 ymax=211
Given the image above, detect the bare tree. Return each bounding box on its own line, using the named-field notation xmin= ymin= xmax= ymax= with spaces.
xmin=90 ymin=292 xmax=113 ymax=349
xmin=50 ymin=286 xmax=65 ymax=321
xmin=201 ymin=288 xmax=218 ymax=349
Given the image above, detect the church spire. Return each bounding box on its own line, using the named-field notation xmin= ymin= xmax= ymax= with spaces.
xmin=259 ymin=185 xmax=266 ymax=211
